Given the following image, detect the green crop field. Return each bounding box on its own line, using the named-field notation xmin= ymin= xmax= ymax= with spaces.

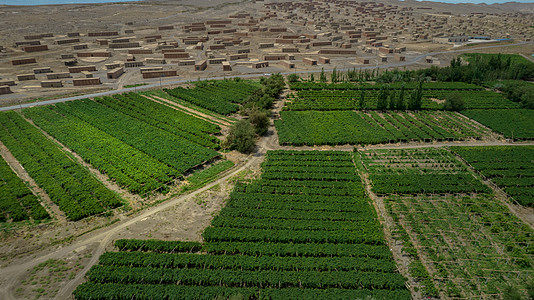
xmin=24 ymin=97 xmax=220 ymax=196
xmin=463 ymin=53 xmax=534 ymax=66
xmin=275 ymin=110 xmax=489 ymax=146
xmin=0 ymin=111 xmax=122 ymax=221
xmin=286 ymin=87 xmax=518 ymax=111
xmin=0 ymin=155 xmax=49 ymax=223
xmin=451 ymin=146 xmax=534 ymax=206
xmin=461 ymin=109 xmax=534 ymax=140
xmin=359 ymin=148 xmax=490 ymax=195
xmin=163 ymin=79 xmax=261 ymax=115
xmin=73 ymin=150 xmax=410 ymax=300
xmin=385 ymin=194 xmax=534 ymax=298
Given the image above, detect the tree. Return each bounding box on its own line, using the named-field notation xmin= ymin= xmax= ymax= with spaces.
xmin=408 ymin=81 xmax=423 ymax=110
xmin=287 ymin=73 xmax=299 ymax=83
xmin=521 ymin=88 xmax=534 ymax=109
xmin=319 ymin=68 xmax=327 ymax=83
xmin=443 ymin=92 xmax=465 ymax=111
xmin=397 ymin=84 xmax=406 ymax=110
xmin=331 ymin=67 xmax=339 ymax=83
xmin=249 ymin=109 xmax=270 ymax=136
xmin=224 ymin=120 xmax=256 ymax=153
xmin=377 ymin=86 xmax=389 ymax=111
xmin=388 ymin=89 xmax=397 ymax=110
xmin=309 ymin=73 xmax=315 ymax=82
xmin=359 ymin=89 xmax=366 ymax=110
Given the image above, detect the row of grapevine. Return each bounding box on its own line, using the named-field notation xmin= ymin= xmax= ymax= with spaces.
xmin=451 ymin=146 xmax=534 ymax=206
xmin=359 ymin=148 xmax=490 ymax=195
xmin=75 ymin=150 xmax=409 ymax=299
xmin=142 ymin=90 xmax=235 ymax=127
xmin=461 ymin=109 xmax=534 ymax=140
xmin=275 ymin=110 xmax=486 ymax=146
xmin=75 ymin=283 xmax=411 ymax=300
xmin=97 ymin=251 xmax=397 ymax=272
xmin=24 ymin=106 xmax=180 ymax=195
xmin=0 ymin=112 xmax=121 ymax=221
xmin=95 ymin=93 xmax=221 ymax=149
xmin=47 ymin=99 xmax=220 ymax=174
xmin=114 ymin=239 xmax=202 ymax=253
xmin=0 ymin=155 xmax=49 ymax=222
xmin=285 ymin=89 xmax=517 ymax=111
xmin=163 ymin=80 xmax=261 ymax=115
xmin=385 ymin=194 xmax=534 ymax=298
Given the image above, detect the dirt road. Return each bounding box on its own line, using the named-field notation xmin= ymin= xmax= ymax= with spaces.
xmin=0 ymin=137 xmax=268 ymax=300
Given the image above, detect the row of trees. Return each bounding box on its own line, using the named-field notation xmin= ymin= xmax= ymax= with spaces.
xmin=374 ymin=83 xmax=424 ymax=111
xmin=496 ymin=80 xmax=534 ymax=109
xmin=376 ymin=54 xmax=534 ymax=86
xmin=287 ymin=68 xmax=378 ymax=84
xmin=225 ymin=74 xmax=286 ymax=153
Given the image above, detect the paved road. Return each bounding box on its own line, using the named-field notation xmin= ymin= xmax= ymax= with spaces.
xmin=0 ymin=41 xmax=530 ymax=112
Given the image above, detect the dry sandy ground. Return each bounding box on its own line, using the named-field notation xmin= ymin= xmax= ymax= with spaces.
xmin=1 ymin=0 xmax=532 ymax=105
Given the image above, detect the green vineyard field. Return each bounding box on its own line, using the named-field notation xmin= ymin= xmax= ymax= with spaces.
xmin=0 ymin=155 xmax=49 ymax=222
xmin=386 ymin=194 xmax=534 ymax=298
xmin=461 ymin=109 xmax=534 ymax=140
xmin=359 ymin=148 xmax=490 ymax=195
xmin=163 ymin=79 xmax=261 ymax=115
xmin=451 ymin=146 xmax=534 ymax=206
xmin=0 ymin=111 xmax=121 ymax=221
xmin=275 ymin=110 xmax=489 ymax=146
xmin=74 ymin=150 xmax=410 ymax=300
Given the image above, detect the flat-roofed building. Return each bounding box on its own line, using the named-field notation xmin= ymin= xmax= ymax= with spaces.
xmin=41 ymin=80 xmax=63 ymax=88
xmin=73 ymin=78 xmax=101 ymax=86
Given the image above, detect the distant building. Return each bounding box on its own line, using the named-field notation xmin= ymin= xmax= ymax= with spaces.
xmin=433 ymin=36 xmax=469 ymax=44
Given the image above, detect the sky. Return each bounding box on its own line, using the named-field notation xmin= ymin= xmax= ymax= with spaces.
xmin=0 ymin=0 xmax=140 ymax=5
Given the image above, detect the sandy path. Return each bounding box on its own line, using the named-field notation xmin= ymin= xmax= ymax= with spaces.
xmin=143 ymin=94 xmax=232 ymax=127
xmin=0 ymin=133 xmax=267 ymax=300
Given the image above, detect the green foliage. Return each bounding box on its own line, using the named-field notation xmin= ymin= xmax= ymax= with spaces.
xmin=0 ymin=112 xmax=121 ymax=221
xmin=242 ymin=74 xmax=285 ymax=112
xmin=386 ymin=194 xmax=534 ymax=298
xmin=248 ymin=109 xmax=270 ymax=136
xmin=182 ymin=160 xmax=234 ymax=192
xmin=164 ymin=80 xmax=261 ymax=115
xmin=359 ymin=89 xmax=366 ymax=110
xmin=360 ymin=148 xmax=489 ymax=195
xmin=286 ymin=73 xmax=299 ymax=83
xmin=499 ymin=80 xmax=534 ymax=109
xmin=461 ymin=109 xmax=534 ymax=140
xmin=377 ymin=86 xmax=389 ymax=111
xmin=114 ymin=239 xmax=203 ymax=253
xmin=319 ymin=68 xmax=327 ymax=83
xmin=396 ymin=84 xmax=406 ymax=110
xmin=443 ymin=92 xmax=464 ymax=111
xmin=331 ymin=67 xmax=339 ymax=83
xmin=502 ymin=286 xmax=522 ymax=300
xmin=225 ymin=120 xmax=256 ymax=153
xmin=0 ymin=155 xmax=49 ymax=222
xmin=451 ymin=146 xmax=534 ymax=207
xmin=407 ymin=81 xmax=423 ymax=110
xmin=375 ymin=53 xmax=534 ymax=84
xmin=75 ymin=151 xmax=410 ymax=300
xmin=275 ymin=110 xmax=485 ymax=146
xmin=388 ymin=89 xmax=397 ymax=110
